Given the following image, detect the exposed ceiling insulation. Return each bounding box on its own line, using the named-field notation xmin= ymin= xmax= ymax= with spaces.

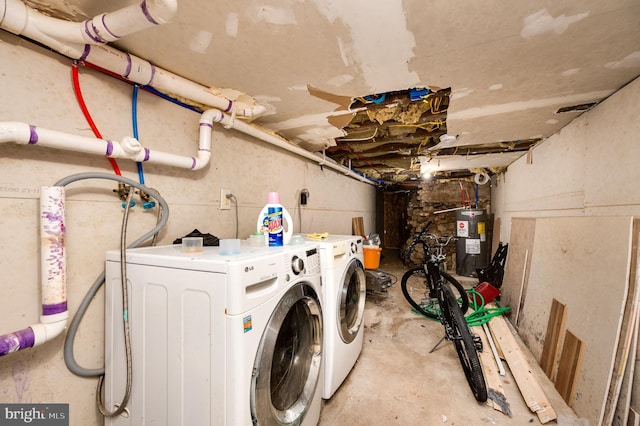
xmin=324 ymin=87 xmax=540 ymax=183
xmin=10 ymin=0 xmax=640 ymax=186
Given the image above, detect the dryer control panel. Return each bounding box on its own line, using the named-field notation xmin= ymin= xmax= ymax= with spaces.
xmin=284 ymin=245 xmax=321 ymax=278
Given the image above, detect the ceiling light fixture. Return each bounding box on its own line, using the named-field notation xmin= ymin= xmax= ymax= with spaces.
xmin=439 ymin=134 xmax=457 ymax=144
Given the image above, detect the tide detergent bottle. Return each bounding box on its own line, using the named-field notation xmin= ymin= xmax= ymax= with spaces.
xmin=256 ymin=192 xmax=293 ymax=246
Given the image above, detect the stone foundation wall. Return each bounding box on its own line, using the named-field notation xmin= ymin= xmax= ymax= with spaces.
xmin=403 ymin=180 xmax=491 ymax=270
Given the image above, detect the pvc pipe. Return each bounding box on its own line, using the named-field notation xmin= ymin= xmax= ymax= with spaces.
xmin=0 ymin=121 xmax=212 ymax=170
xmin=0 ymin=186 xmax=68 ymax=357
xmin=0 ymin=0 xmax=266 ymax=119
xmin=0 ymin=1 xmax=371 ymax=183
xmin=483 ymin=323 xmax=506 ymax=376
xmin=0 ymin=0 xmax=177 ymax=45
xmin=0 ymin=113 xmax=372 ymax=182
xmin=216 ymin=112 xmax=373 ymax=184
xmin=80 ymin=46 xmax=266 ymax=117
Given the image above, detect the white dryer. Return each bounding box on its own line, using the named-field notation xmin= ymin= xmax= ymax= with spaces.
xmin=308 ymin=235 xmax=366 ymax=399
xmin=104 ymin=242 xmax=323 ymax=425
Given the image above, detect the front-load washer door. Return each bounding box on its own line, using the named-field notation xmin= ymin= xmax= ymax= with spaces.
xmin=338 ymin=259 xmax=366 ymax=344
xmin=251 ymin=282 xmax=322 ymax=425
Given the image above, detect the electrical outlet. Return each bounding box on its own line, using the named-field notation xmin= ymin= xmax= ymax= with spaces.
xmin=220 ymin=189 xmax=231 ymax=210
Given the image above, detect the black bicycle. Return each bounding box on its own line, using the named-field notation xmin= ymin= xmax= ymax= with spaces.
xmin=401 ymin=222 xmax=487 ymax=402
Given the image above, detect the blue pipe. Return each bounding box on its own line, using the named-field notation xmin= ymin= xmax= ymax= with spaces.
xmin=132 ymin=85 xmax=144 ymax=185
xmin=141 ymin=85 xmax=203 ymax=114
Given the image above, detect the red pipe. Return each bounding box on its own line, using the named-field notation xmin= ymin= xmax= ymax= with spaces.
xmin=71 ymin=62 xmax=122 ymax=176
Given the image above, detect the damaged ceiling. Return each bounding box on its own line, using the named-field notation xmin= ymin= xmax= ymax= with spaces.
xmin=14 ymin=0 xmax=640 ymax=185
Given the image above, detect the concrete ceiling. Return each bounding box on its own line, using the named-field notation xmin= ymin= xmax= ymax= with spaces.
xmin=23 ymin=0 xmax=640 ymax=185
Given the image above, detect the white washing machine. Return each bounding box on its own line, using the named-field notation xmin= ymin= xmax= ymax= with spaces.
xmin=104 ymin=242 xmax=323 ymax=425
xmin=307 ymin=235 xmax=366 ymax=399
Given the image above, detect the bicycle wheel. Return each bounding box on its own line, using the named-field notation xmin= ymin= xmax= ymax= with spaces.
xmin=401 ymin=267 xmax=469 ymax=320
xmin=439 ymin=284 xmax=487 ymax=402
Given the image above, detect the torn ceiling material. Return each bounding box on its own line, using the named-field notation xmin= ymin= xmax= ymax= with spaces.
xmin=325 ymin=87 xmax=539 ymax=185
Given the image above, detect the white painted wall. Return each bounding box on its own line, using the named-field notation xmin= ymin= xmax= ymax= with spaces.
xmin=0 ymin=31 xmax=375 ymax=424
xmin=492 ymin=75 xmax=640 ymax=240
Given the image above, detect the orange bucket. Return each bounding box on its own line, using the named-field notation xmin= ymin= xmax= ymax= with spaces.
xmin=363 ymin=246 xmax=382 ymax=269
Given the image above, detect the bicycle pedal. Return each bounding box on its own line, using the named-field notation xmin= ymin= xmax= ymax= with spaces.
xmin=473 ymin=333 xmax=483 ymax=352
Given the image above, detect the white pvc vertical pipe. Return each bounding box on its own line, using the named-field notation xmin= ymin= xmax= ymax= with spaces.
xmin=35 ymin=186 xmax=68 ymax=344
xmin=0 ymin=186 xmax=68 ymax=357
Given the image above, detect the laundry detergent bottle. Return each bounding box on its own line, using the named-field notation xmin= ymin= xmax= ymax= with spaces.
xmin=256 ymin=192 xmax=293 ymax=246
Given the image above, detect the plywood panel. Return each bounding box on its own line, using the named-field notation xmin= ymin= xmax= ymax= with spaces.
xmin=517 ymin=216 xmax=633 ymax=426
xmin=501 ymin=217 xmax=536 ymax=322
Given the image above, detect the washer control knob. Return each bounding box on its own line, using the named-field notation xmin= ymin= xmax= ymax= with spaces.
xmin=291 ymin=256 xmax=304 ymax=275
xmin=351 ymin=242 xmax=357 ymax=254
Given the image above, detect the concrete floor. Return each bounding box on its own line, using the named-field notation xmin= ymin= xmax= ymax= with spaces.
xmin=318 ymin=249 xmax=586 ymax=426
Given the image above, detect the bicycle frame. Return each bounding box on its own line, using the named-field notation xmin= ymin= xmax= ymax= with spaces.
xmin=401 ymin=223 xmax=487 ymax=402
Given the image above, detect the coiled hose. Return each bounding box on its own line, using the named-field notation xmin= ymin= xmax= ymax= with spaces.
xmin=57 ymin=173 xmax=169 ymax=417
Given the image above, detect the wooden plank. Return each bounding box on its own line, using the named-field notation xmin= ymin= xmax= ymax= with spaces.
xmin=604 ymin=219 xmax=640 ymax=425
xmin=555 ymin=330 xmax=585 ymax=406
xmin=540 ymin=299 xmax=567 ymax=380
xmin=514 ymin=249 xmax=529 ymax=325
xmin=492 ymin=217 xmax=502 ymax=258
xmin=352 ymin=217 xmax=365 ymax=237
xmin=613 ymin=312 xmax=638 ymax=426
xmin=628 ymin=408 xmax=640 ymax=426
xmin=474 ymin=325 xmax=510 ymax=415
xmin=488 ymin=312 xmax=557 ymax=423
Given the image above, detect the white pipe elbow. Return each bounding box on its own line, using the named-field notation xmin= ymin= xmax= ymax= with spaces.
xmin=238 ymin=104 xmax=268 ymax=119
xmin=200 ymin=109 xmax=224 ymax=124
xmin=192 ymin=150 xmax=211 ymax=170
xmin=31 ymin=314 xmax=69 ymax=347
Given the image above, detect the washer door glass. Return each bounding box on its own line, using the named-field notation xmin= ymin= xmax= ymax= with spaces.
xmin=251 ymin=283 xmax=322 ymax=425
xmin=338 ymin=259 xmax=366 ymax=344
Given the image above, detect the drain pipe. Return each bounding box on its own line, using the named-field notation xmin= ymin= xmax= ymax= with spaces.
xmin=0 ymin=0 xmax=177 ymax=44
xmin=0 ymin=186 xmax=68 ymax=357
xmin=215 ymin=113 xmax=374 ymax=184
xmin=0 ymin=1 xmax=369 ymax=182
xmin=0 ymin=0 xmax=266 ymax=119
xmin=0 ymin=113 xmax=374 ymax=183
xmin=0 ymin=116 xmax=214 ymax=170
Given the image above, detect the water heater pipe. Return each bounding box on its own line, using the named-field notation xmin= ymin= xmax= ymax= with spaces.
xmin=0 ymin=186 xmax=68 ymax=357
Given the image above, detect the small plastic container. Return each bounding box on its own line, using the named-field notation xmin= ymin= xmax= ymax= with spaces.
xmin=471 ymin=282 xmax=500 ymax=305
xmin=220 ymin=239 xmax=241 ymax=255
xmin=363 ymin=246 xmax=382 ymax=269
xmin=182 ymin=237 xmax=203 ymax=253
xmin=248 ymin=233 xmax=265 ymax=247
xmin=289 ymin=234 xmax=305 ymax=245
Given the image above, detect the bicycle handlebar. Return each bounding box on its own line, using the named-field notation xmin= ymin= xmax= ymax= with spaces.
xmin=405 ymin=221 xmax=457 ymax=260
xmin=409 ymin=222 xmax=456 ymax=246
